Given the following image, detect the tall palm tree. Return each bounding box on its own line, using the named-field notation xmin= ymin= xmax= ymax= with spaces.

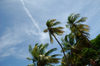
xmin=27 ymin=43 xmax=60 ymax=66
xmin=66 ymin=13 xmax=91 ymax=48
xmin=44 ymin=19 xmax=67 ymax=62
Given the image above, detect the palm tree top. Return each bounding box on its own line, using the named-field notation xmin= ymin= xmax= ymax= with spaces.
xmin=27 ymin=43 xmax=60 ymax=66
xmin=66 ymin=13 xmax=89 ymax=38
xmin=67 ymin=13 xmax=87 ymax=24
xmin=44 ymin=19 xmax=64 ymax=43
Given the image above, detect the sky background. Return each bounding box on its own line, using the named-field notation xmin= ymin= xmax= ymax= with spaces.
xmin=0 ymin=0 xmax=100 ymax=66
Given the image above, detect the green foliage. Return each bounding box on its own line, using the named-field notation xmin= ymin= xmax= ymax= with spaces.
xmin=80 ymin=48 xmax=98 ymax=64
xmin=27 ymin=43 xmax=60 ymax=66
xmin=91 ymin=34 xmax=100 ymax=50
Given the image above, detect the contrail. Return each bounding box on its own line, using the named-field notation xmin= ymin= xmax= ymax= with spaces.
xmin=20 ymin=0 xmax=41 ymax=32
xmin=20 ymin=0 xmax=48 ymax=42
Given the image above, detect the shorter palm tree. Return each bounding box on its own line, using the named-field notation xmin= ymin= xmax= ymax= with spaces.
xmin=27 ymin=43 xmax=60 ymax=66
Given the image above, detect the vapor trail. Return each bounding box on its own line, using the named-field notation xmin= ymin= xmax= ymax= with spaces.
xmin=20 ymin=0 xmax=48 ymax=42
xmin=20 ymin=0 xmax=41 ymax=32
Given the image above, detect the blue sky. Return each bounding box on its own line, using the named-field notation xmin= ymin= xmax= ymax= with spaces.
xmin=0 ymin=0 xmax=100 ymax=66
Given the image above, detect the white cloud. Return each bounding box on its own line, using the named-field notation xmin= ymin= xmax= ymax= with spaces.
xmin=0 ymin=47 xmax=16 ymax=57
xmin=39 ymin=32 xmax=49 ymax=43
xmin=20 ymin=0 xmax=41 ymax=32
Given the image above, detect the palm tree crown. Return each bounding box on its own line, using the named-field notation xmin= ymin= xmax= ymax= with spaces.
xmin=66 ymin=13 xmax=89 ymax=39
xmin=44 ymin=19 xmax=64 ymax=43
xmin=27 ymin=43 xmax=60 ymax=66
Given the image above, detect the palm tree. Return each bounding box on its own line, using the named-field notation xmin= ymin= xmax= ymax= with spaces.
xmin=44 ymin=19 xmax=67 ymax=62
xmin=27 ymin=43 xmax=60 ymax=66
xmin=66 ymin=13 xmax=91 ymax=48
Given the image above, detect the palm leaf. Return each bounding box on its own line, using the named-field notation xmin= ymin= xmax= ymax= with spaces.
xmin=73 ymin=14 xmax=80 ymax=22
xmin=38 ymin=44 xmax=43 ymax=49
xmin=29 ymin=45 xmax=32 ymax=53
xmin=49 ymin=32 xmax=53 ymax=43
xmin=49 ymin=19 xmax=56 ymax=23
xmin=40 ymin=43 xmax=49 ymax=54
xmin=55 ymin=32 xmax=64 ymax=35
xmin=27 ymin=57 xmax=32 ymax=60
xmin=53 ymin=22 xmax=60 ymax=26
xmin=51 ymin=54 xmax=61 ymax=57
xmin=44 ymin=29 xmax=48 ymax=32
xmin=80 ymin=28 xmax=89 ymax=32
xmin=45 ymin=48 xmax=57 ymax=56
xmin=68 ymin=13 xmax=74 ymax=23
xmin=53 ymin=28 xmax=64 ymax=33
xmin=77 ymin=24 xmax=89 ymax=28
xmin=55 ymin=27 xmax=64 ymax=29
xmin=76 ymin=17 xmax=87 ymax=23
xmin=31 ymin=45 xmax=39 ymax=59
xmin=66 ymin=25 xmax=69 ymax=28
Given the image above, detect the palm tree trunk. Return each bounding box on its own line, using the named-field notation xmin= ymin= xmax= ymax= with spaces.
xmin=52 ymin=34 xmax=68 ymax=63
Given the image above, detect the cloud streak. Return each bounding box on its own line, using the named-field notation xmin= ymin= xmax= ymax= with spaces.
xmin=20 ymin=0 xmax=41 ymax=33
xmin=0 ymin=0 xmax=49 ymax=58
xmin=20 ymin=0 xmax=49 ymax=43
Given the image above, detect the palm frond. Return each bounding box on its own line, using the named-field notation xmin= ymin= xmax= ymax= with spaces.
xmin=51 ymin=54 xmax=61 ymax=57
xmin=73 ymin=14 xmax=80 ymax=22
xmin=35 ymin=43 xmax=38 ymax=46
xmin=44 ymin=29 xmax=48 ymax=32
xmin=66 ymin=25 xmax=69 ymax=28
xmin=45 ymin=48 xmax=57 ymax=56
xmin=55 ymin=32 xmax=64 ymax=35
xmin=68 ymin=13 xmax=73 ymax=23
xmin=40 ymin=43 xmax=49 ymax=54
xmin=29 ymin=45 xmax=32 ymax=53
xmin=53 ymin=28 xmax=64 ymax=35
xmin=53 ymin=22 xmax=61 ymax=26
xmin=49 ymin=19 xmax=56 ymax=23
xmin=76 ymin=17 xmax=87 ymax=23
xmin=77 ymin=24 xmax=89 ymax=28
xmin=38 ymin=44 xmax=43 ymax=49
xmin=31 ymin=45 xmax=39 ymax=59
xmin=49 ymin=32 xmax=53 ymax=43
xmin=80 ymin=28 xmax=89 ymax=32
xmin=55 ymin=27 xmax=64 ymax=29
xmin=27 ymin=57 xmax=32 ymax=60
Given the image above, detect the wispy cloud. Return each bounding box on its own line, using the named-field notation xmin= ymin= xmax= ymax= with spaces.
xmin=20 ymin=0 xmax=41 ymax=32
xmin=20 ymin=0 xmax=49 ymax=42
xmin=0 ymin=0 xmax=49 ymax=58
